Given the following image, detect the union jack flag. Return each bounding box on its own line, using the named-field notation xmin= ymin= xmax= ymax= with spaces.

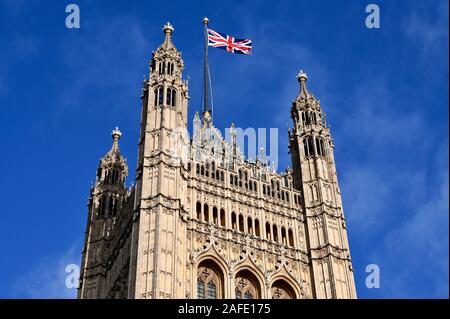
xmin=207 ymin=28 xmax=253 ymax=55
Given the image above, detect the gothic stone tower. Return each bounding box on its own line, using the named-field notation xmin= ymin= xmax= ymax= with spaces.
xmin=288 ymin=71 xmax=356 ymax=298
xmin=78 ymin=128 xmax=131 ymax=299
xmin=78 ymin=23 xmax=356 ymax=299
xmin=128 ymin=22 xmax=190 ymax=299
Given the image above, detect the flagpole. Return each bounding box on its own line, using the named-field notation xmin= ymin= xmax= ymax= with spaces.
xmin=202 ymin=17 xmax=212 ymax=120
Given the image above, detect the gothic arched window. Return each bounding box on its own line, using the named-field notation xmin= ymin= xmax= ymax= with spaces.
xmin=308 ymin=136 xmax=315 ymax=156
xmin=266 ymin=222 xmax=271 ymax=240
xmin=167 ymin=62 xmax=174 ymax=75
xmin=288 ymin=229 xmax=294 ymax=246
xmin=232 ymin=212 xmax=237 ymax=230
xmin=205 ymin=162 xmax=209 ymax=177
xmin=247 ymin=217 xmax=253 ymax=235
xmin=197 ymin=261 xmax=223 ymax=299
xmin=171 ymin=88 xmax=176 ymax=106
xmin=273 ymin=224 xmax=279 ymax=242
xmin=303 ymin=136 xmax=315 ymax=157
xmin=255 ymin=219 xmax=260 ymax=237
xmin=306 ymin=112 xmax=311 ymax=125
xmin=203 ymin=204 xmax=209 ymax=223
xmin=235 ymin=271 xmax=260 ymax=299
xmin=320 ymin=139 xmax=326 ymax=156
xmin=166 ymin=87 xmax=176 ymax=107
xmin=154 ymin=86 xmax=164 ymax=106
xmin=316 ymin=137 xmax=325 ymax=156
xmin=271 ymin=280 xmax=296 ymax=299
xmin=281 ymin=227 xmax=287 ymax=245
xmin=301 ymin=112 xmax=306 ymax=125
xmin=159 ymin=61 xmax=165 ymax=75
xmin=196 ymin=202 xmax=202 ymax=220
xmin=212 ymin=206 xmax=218 ymax=225
xmin=238 ymin=214 xmax=244 ymax=232
xmin=150 ymin=59 xmax=155 ymax=73
xmin=220 ymin=208 xmax=226 ymax=227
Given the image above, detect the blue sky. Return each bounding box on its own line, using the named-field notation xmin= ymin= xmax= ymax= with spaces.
xmin=0 ymin=0 xmax=448 ymax=298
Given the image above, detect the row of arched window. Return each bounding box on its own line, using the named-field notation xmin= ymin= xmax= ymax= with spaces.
xmin=97 ymin=194 xmax=120 ymax=218
xmin=262 ymin=179 xmax=300 ymax=206
xmin=158 ymin=61 xmax=175 ymax=76
xmin=264 ymin=222 xmax=294 ymax=246
xmin=195 ymin=162 xmax=225 ymax=182
xmin=293 ymin=193 xmax=302 ymax=205
xmin=301 ymin=110 xmax=319 ymax=126
xmin=303 ymin=136 xmax=327 ymax=157
xmin=231 ymin=212 xmax=261 ymax=237
xmin=262 ymin=184 xmax=290 ymax=203
xmin=196 ymin=201 xmax=295 ymax=247
xmin=103 ymin=168 xmax=122 ymax=185
xmin=229 ymin=173 xmax=258 ymax=192
xmin=197 ymin=260 xmax=296 ymax=299
xmin=193 ymin=162 xmax=301 ymax=206
xmin=196 ymin=202 xmax=226 ymax=226
xmin=154 ymin=86 xmax=177 ymax=107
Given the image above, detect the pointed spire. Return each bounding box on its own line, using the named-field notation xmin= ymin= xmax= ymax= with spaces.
xmin=98 ymin=127 xmax=128 ymax=186
xmin=151 ymin=21 xmax=184 ymax=82
xmin=230 ymin=122 xmax=236 ymax=136
xmin=157 ymin=22 xmax=177 ymax=51
xmin=230 ymin=123 xmax=237 ymax=158
xmin=111 ymin=127 xmax=122 ymax=153
xmin=194 ymin=111 xmax=201 ymax=122
xmin=193 ymin=111 xmax=201 ymax=134
xmin=163 ymin=22 xmax=174 ymax=44
xmin=297 ymin=70 xmax=308 ymax=98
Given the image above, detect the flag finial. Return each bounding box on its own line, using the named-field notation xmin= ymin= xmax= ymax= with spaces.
xmin=203 ymin=17 xmax=209 ymax=25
